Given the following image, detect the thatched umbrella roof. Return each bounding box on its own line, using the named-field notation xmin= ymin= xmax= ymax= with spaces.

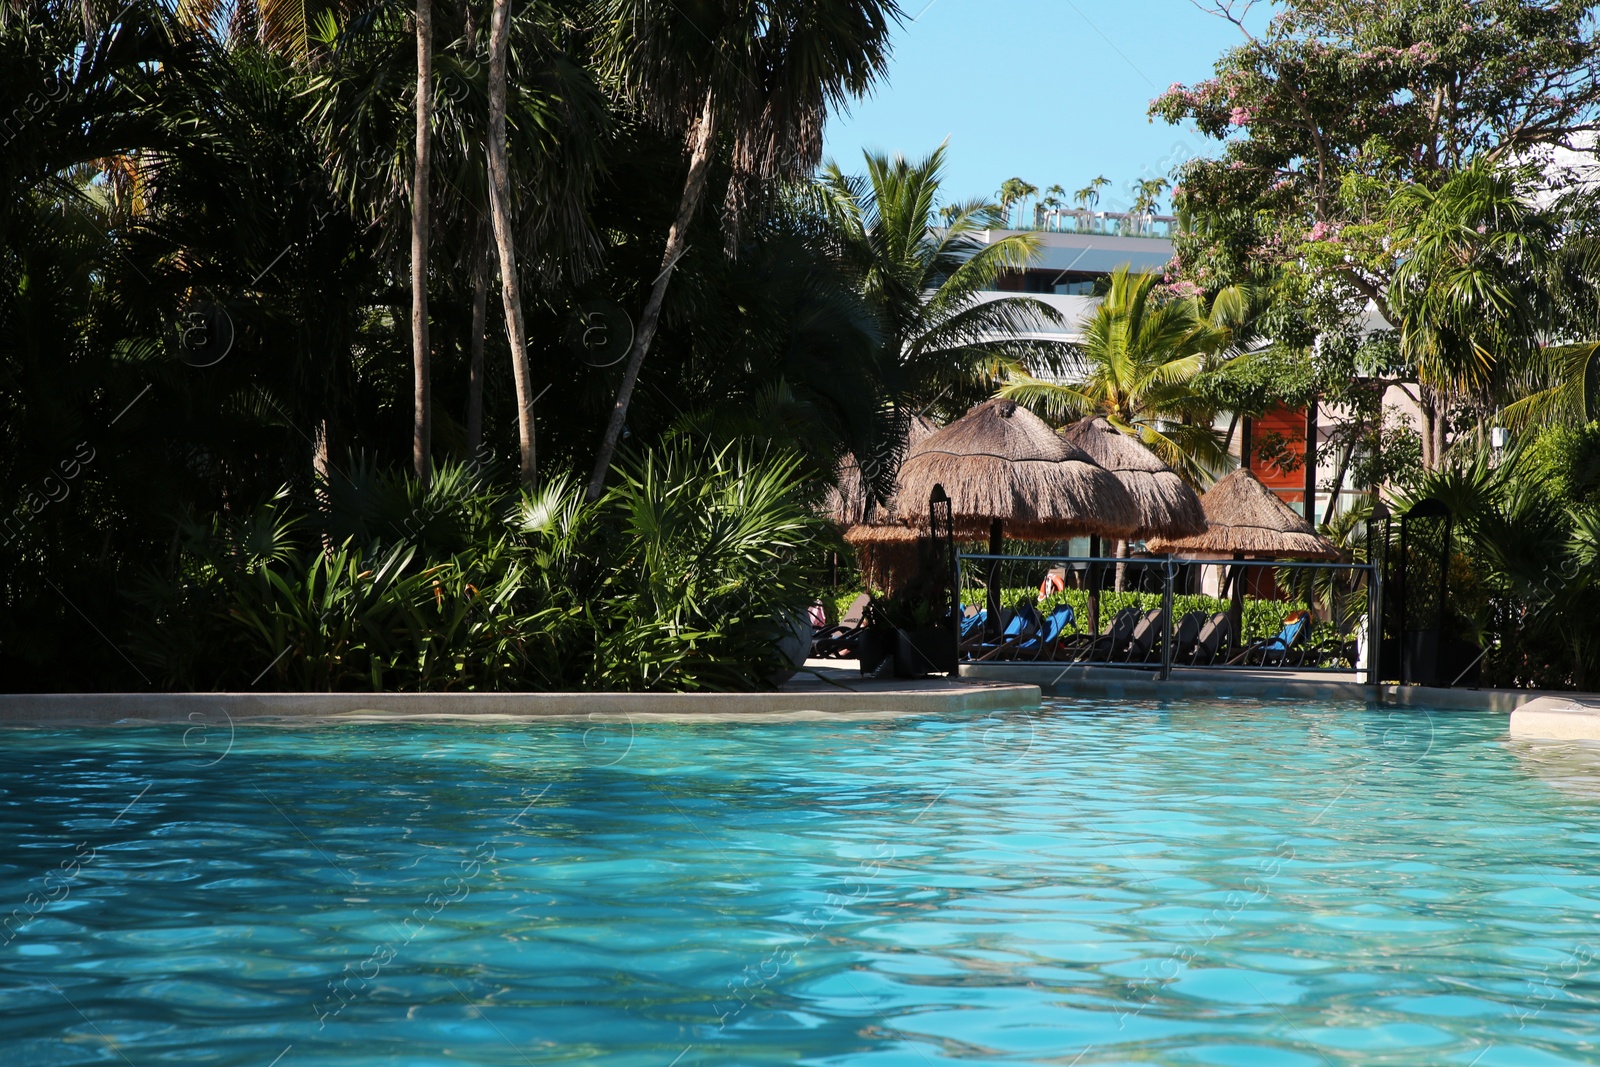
xmin=841 ymin=521 xmax=927 ymax=590
xmin=866 ymin=398 xmax=1140 ymax=540
xmin=822 ymin=415 xmax=939 ymax=527
xmin=1059 ymin=416 xmax=1205 ymax=540
xmin=1145 ymin=467 xmax=1338 ymax=559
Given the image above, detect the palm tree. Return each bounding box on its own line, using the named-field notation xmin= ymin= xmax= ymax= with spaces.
xmin=999 ymin=266 xmax=1255 ymax=586
xmin=485 ymin=0 xmax=534 ymax=487
xmin=997 ymin=265 xmax=1240 ymax=483
xmin=410 ymin=0 xmax=434 ymax=483
xmin=175 ymin=0 xmax=310 ymax=57
xmin=1039 ymin=184 xmax=1064 ymax=230
xmin=1133 ymin=177 xmax=1168 ymax=217
xmin=1074 ymin=175 xmax=1109 ymax=212
xmin=1503 ymin=225 xmax=1600 ymax=429
xmin=1386 ymin=160 xmax=1554 ymax=469
xmin=998 ymin=177 xmax=1037 ymax=229
xmin=584 ymin=0 xmax=900 ymax=501
xmin=1501 ymin=342 xmax=1600 ymax=428
xmin=818 ymin=146 xmax=1066 ymax=488
xmin=307 ymin=2 xmax=604 ymax=480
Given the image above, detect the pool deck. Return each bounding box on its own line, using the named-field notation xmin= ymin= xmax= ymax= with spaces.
xmin=0 ymin=663 xmax=1041 ymax=726
xmin=1508 ymin=695 xmax=1600 ymax=741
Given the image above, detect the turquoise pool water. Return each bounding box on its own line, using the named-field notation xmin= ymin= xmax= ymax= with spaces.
xmin=3 ymin=701 xmax=1600 ymax=1065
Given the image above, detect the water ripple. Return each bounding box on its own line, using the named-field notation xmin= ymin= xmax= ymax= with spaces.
xmin=1 ymin=703 xmax=1599 ymax=1064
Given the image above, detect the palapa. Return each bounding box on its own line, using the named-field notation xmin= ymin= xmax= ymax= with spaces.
xmin=841 ymin=520 xmax=928 ymax=591
xmin=1059 ymin=416 xmax=1205 ymax=539
xmin=822 ymin=415 xmax=938 ymax=527
xmin=880 ymin=398 xmax=1140 ymax=540
xmin=1145 ymin=467 xmax=1338 ymax=559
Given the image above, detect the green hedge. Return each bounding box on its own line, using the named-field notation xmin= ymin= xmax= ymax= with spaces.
xmin=824 ymin=585 xmax=1348 ymax=644
xmin=969 ymin=588 xmax=1291 ymax=642
xmin=825 ymin=585 xmax=1350 ymax=643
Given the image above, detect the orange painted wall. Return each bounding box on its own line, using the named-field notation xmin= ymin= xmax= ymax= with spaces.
xmin=1248 ymin=403 xmax=1307 ymax=510
xmin=1244 ymin=402 xmax=1311 ymax=603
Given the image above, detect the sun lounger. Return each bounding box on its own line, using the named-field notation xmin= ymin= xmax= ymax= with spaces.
xmin=1188 ymin=612 xmax=1232 ymax=664
xmin=1228 ymin=610 xmax=1312 ymax=667
xmin=990 ymin=603 xmax=1075 ymax=662
xmin=810 ymin=593 xmax=869 ymax=659
xmin=1061 ymin=606 xmax=1141 ymax=663
xmin=1121 ymin=608 xmax=1170 ymax=663
xmin=969 ymin=603 xmax=1042 ymax=661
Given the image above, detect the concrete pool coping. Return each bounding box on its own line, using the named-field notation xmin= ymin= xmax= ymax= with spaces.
xmin=6 ymin=661 xmax=1598 ymax=738
xmin=962 ymin=661 xmax=1600 ymax=723
xmin=0 ymin=663 xmax=1041 ymax=726
xmin=1508 ymin=696 xmax=1600 ymax=740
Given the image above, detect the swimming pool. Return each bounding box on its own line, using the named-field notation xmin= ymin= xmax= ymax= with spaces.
xmin=2 ymin=701 xmax=1598 ymax=1065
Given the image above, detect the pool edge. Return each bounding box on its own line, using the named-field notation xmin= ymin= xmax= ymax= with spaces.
xmin=963 ymin=663 xmax=1595 ymax=719
xmin=0 ymin=680 xmax=1043 ymax=726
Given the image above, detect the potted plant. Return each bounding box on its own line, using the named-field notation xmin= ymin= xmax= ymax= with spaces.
xmin=857 ymin=601 xmax=899 ymax=679
xmin=864 ymin=567 xmax=956 ymax=679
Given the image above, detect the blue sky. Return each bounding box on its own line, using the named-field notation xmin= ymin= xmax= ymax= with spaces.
xmin=822 ymin=0 xmax=1264 ymax=215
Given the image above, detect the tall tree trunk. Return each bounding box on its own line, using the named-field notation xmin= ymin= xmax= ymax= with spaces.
xmin=1304 ymin=399 xmax=1317 ymax=524
xmin=1432 ymin=394 xmax=1449 ymax=469
xmin=411 ymin=0 xmax=433 ymax=484
xmin=585 ymin=87 xmax=718 ymax=501
xmin=1113 ymin=538 xmax=1129 ymax=592
xmin=1322 ymin=440 xmax=1355 ymax=526
xmin=314 ymin=417 xmax=335 ymax=554
xmin=1419 ymin=388 xmax=1438 ymax=471
xmin=1086 ymin=534 xmax=1101 ymax=636
xmin=486 ymin=0 xmax=535 ymax=489
xmin=466 ymin=227 xmax=488 ymax=459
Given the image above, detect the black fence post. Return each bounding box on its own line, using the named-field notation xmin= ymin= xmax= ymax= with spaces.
xmin=1160 ymin=557 xmax=1174 ymax=681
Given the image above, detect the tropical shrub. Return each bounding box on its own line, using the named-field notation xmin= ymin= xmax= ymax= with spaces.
xmin=129 ymin=445 xmax=828 ymax=692
xmin=1395 ymin=426 xmax=1600 ymax=689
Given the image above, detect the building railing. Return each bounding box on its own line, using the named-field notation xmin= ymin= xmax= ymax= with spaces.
xmin=1015 ymin=208 xmax=1179 ymax=239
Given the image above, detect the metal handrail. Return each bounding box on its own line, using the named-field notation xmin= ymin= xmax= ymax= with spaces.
xmin=957 ymin=552 xmax=1376 ymax=574
xmin=954 ymin=551 xmax=1380 ymax=685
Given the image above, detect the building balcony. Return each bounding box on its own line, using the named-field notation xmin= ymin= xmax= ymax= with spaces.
xmin=1024 ymin=208 xmax=1179 ymax=239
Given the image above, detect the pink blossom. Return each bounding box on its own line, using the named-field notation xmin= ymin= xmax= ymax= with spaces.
xmin=1307 ymin=221 xmax=1339 ymax=241
xmin=1476 ymin=223 xmax=1487 ymax=233
xmin=1229 ymin=106 xmax=1255 ymax=126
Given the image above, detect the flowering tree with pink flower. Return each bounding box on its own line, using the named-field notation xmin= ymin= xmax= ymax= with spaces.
xmin=1150 ymin=0 xmax=1600 ymax=469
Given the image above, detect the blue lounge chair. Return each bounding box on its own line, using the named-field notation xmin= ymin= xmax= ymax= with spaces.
xmin=982 ymin=603 xmax=1075 ymax=662
xmin=1015 ymin=603 xmax=1075 ymax=660
xmin=968 ymin=603 xmax=1041 ymax=661
xmin=959 ymin=607 xmax=988 ymax=641
xmin=1230 ymin=611 xmax=1312 ymax=667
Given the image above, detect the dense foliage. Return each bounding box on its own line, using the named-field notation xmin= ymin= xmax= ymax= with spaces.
xmin=1399 ymin=427 xmax=1600 ymax=689
xmin=0 ymin=1 xmax=946 ymax=691
xmin=1152 ymin=0 xmax=1600 ymax=472
xmin=127 ymin=444 xmax=828 ymax=692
